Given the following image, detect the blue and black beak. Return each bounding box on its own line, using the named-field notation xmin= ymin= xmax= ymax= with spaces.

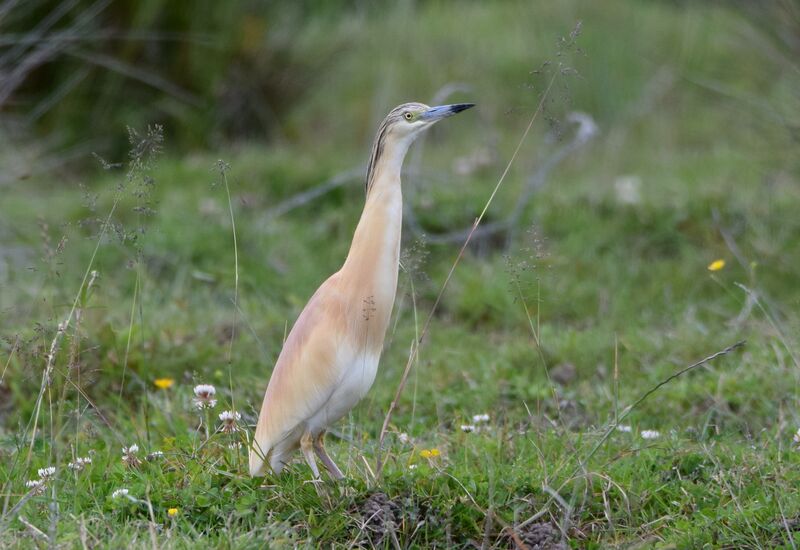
xmin=421 ymin=103 xmax=475 ymax=121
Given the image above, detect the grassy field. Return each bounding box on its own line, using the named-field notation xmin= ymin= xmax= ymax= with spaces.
xmin=1 ymin=1 xmax=799 ymax=548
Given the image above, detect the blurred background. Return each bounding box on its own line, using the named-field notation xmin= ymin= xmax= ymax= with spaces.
xmin=2 ymin=0 xmax=799 ymax=419
xmin=2 ymin=0 xmax=800 ymax=415
xmin=1 ymin=1 xmax=800 ymax=545
xmin=2 ymin=0 xmax=797 ymax=173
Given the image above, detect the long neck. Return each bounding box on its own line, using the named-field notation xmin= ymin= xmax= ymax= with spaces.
xmin=343 ymin=140 xmax=407 ymax=278
xmin=340 ymin=140 xmax=408 ymax=347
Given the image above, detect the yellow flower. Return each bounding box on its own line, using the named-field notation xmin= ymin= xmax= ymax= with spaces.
xmin=420 ymin=448 xmax=440 ymax=459
xmin=154 ymin=378 xmax=174 ymax=390
xmin=167 ymin=507 xmax=178 ymax=517
xmin=707 ymin=259 xmax=725 ymax=272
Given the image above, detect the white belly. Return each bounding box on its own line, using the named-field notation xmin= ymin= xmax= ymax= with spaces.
xmin=307 ymin=347 xmax=380 ymax=433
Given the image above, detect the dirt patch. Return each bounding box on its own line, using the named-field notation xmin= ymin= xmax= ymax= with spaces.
xmin=359 ymin=492 xmax=401 ymax=547
xmin=513 ymin=521 xmax=568 ymax=550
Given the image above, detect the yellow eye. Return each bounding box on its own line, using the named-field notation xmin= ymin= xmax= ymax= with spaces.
xmin=404 ymin=112 xmax=413 ymax=121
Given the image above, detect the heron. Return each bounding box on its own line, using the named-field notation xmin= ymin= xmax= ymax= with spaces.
xmin=249 ymin=101 xmax=475 ymax=479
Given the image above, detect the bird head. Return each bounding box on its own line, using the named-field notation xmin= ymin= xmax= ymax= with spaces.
xmin=384 ymin=102 xmax=475 ymax=142
xmin=365 ymin=102 xmax=474 ymax=194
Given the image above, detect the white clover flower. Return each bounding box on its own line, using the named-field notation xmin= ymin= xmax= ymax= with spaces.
xmin=146 ymin=451 xmax=164 ymax=462
xmin=472 ymin=413 xmax=490 ymax=423
xmin=25 ymin=479 xmax=45 ymax=494
xmin=640 ymin=429 xmax=661 ymax=440
xmin=460 ymin=424 xmax=476 ymax=433
xmin=111 ymin=488 xmax=129 ymax=499
xmin=68 ymin=457 xmax=92 ymax=472
xmin=37 ymin=466 xmax=56 ymax=479
xmin=398 ymin=433 xmax=410 ymax=444
xmin=218 ymin=410 xmax=241 ymax=433
xmin=193 ymin=384 xmax=217 ymax=409
xmin=122 ymin=444 xmax=141 ymax=468
xmin=616 ymin=424 xmax=632 ymax=433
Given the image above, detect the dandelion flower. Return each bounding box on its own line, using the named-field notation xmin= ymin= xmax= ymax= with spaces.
xmin=193 ymin=384 xmax=217 ymax=409
xmin=460 ymin=424 xmax=476 ymax=433
xmin=707 ymin=259 xmax=725 ymax=272
xmin=167 ymin=507 xmax=179 ymax=517
xmin=420 ymin=448 xmax=440 ymax=459
xmin=111 ymin=488 xmax=129 ymax=499
xmin=122 ymin=445 xmax=141 ymax=468
xmin=640 ymin=429 xmax=661 ymax=440
xmin=218 ymin=410 xmax=241 ymax=433
xmin=154 ymin=378 xmax=175 ymax=390
xmin=472 ymin=413 xmax=490 ymax=423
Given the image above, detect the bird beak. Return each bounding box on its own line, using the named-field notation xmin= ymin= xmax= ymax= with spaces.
xmin=421 ymin=103 xmax=475 ymax=121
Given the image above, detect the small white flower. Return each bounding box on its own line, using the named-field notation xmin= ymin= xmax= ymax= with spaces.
xmin=640 ymin=429 xmax=661 ymax=440
xmin=146 ymin=451 xmax=164 ymax=461
xmin=111 ymin=488 xmax=129 ymax=499
xmin=68 ymin=457 xmax=92 ymax=472
xmin=472 ymin=413 xmax=490 ymax=423
xmin=460 ymin=424 xmax=476 ymax=433
xmin=194 ymin=384 xmax=217 ymax=409
xmin=122 ymin=444 xmax=141 ymax=468
xmin=616 ymin=424 xmax=632 ymax=433
xmin=398 ymin=432 xmax=410 ymax=444
xmin=37 ymin=466 xmax=56 ymax=479
xmin=218 ymin=410 xmax=241 ymax=433
xmin=409 ymin=464 xmax=417 ymax=470
xmin=793 ymin=428 xmax=800 ymax=447
xmin=25 ymin=479 xmax=45 ymax=494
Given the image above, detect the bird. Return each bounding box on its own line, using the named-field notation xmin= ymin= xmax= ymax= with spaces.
xmin=249 ymin=101 xmax=474 ymax=479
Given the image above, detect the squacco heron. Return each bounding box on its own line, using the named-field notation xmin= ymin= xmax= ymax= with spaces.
xmin=249 ymin=102 xmax=474 ymax=479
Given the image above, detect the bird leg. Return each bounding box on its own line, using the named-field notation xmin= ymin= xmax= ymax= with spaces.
xmin=313 ymin=431 xmax=345 ymax=480
xmin=300 ymin=431 xmax=321 ymax=479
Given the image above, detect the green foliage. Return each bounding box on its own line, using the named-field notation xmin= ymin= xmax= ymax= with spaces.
xmin=1 ymin=0 xmax=799 ymax=547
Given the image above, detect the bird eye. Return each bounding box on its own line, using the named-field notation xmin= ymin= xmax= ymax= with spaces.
xmin=404 ymin=112 xmax=413 ymax=121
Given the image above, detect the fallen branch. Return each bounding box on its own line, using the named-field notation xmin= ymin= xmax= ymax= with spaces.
xmin=404 ymin=111 xmax=598 ymax=246
xmin=262 ymin=167 xmax=363 ymax=220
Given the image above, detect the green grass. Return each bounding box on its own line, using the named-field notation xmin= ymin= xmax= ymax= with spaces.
xmin=2 ymin=0 xmax=800 ymax=548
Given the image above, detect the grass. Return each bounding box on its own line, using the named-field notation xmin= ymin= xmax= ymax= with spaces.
xmin=1 ymin=0 xmax=800 ymax=548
